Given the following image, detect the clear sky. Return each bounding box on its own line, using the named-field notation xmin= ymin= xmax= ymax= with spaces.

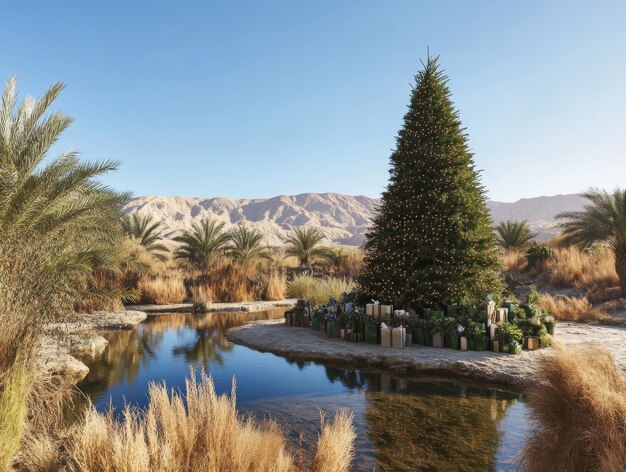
xmin=2 ymin=1 xmax=625 ymax=202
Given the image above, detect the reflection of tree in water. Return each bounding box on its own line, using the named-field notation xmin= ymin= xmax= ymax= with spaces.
xmin=322 ymin=365 xmax=519 ymax=472
xmin=77 ymin=309 xmax=286 ymax=406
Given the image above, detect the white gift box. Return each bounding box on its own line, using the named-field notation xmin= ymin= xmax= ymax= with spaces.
xmin=391 ymin=326 xmax=406 ymax=349
xmin=495 ymin=308 xmax=508 ymax=323
xmin=489 ymin=323 xmax=498 ymax=340
xmin=380 ymin=323 xmax=405 ymax=348
xmin=366 ymin=303 xmax=393 ymax=316
xmin=487 ymin=301 xmax=497 ymax=324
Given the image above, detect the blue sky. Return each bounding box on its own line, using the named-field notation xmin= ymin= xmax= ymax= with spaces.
xmin=2 ymin=1 xmax=625 ymax=202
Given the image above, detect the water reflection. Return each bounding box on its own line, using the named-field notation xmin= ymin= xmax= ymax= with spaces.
xmin=76 ymin=311 xmax=527 ymax=472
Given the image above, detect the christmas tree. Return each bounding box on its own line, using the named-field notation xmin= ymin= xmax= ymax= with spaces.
xmin=358 ymin=56 xmax=503 ymax=308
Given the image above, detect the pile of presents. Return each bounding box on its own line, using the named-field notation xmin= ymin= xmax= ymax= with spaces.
xmin=284 ymin=293 xmax=556 ymax=355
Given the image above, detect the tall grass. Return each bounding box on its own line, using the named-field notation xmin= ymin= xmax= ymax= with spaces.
xmin=539 ymin=294 xmax=612 ymax=323
xmin=312 ymin=410 xmax=355 ymax=472
xmin=138 ymin=273 xmax=187 ymax=304
xmin=540 ymin=247 xmax=618 ymax=301
xmin=287 ymin=274 xmax=355 ymax=306
xmin=520 ymin=342 xmax=626 ymax=471
xmin=54 ymin=370 xmax=354 ymax=472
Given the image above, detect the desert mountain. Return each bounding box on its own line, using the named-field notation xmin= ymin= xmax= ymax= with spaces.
xmin=122 ymin=193 xmax=587 ymax=246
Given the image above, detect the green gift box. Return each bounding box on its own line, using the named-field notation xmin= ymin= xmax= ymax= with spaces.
xmin=326 ymin=321 xmax=334 ymax=337
xmin=364 ymin=325 xmax=378 ymax=343
xmin=413 ymin=327 xmax=424 ymax=345
xmin=478 ymin=310 xmax=487 ymax=322
xmin=423 ymin=329 xmax=433 ymax=346
xmin=468 ymin=307 xmax=479 ymax=317
xmin=445 ymin=304 xmax=457 ymax=316
xmin=445 ymin=332 xmax=459 ymax=349
xmin=311 ymin=318 xmax=320 ymax=331
xmin=432 ymin=310 xmax=444 ymax=320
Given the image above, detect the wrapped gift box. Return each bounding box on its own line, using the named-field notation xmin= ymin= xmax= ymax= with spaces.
xmin=491 ymin=339 xmax=500 ymax=352
xmin=432 ymin=333 xmax=444 ymax=348
xmin=495 ymin=308 xmax=508 ymax=323
xmin=489 ymin=323 xmax=498 ymax=340
xmin=524 ymin=336 xmax=540 ymax=350
xmin=366 ymin=303 xmax=393 ymax=316
xmin=391 ymin=326 xmax=406 ymax=348
xmin=459 ymin=336 xmax=469 ymax=351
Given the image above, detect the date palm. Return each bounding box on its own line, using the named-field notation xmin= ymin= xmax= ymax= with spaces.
xmin=285 ymin=227 xmax=329 ymax=268
xmin=122 ymin=213 xmax=169 ymax=261
xmin=557 ymin=188 xmax=626 ymax=295
xmin=495 ymin=220 xmax=536 ymax=249
xmin=174 ymin=220 xmax=230 ymax=273
xmin=0 ymin=77 xmax=128 ymax=468
xmin=227 ymin=225 xmax=271 ymax=265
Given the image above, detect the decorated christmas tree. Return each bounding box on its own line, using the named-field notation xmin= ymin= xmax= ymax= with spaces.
xmin=358 ymin=56 xmax=503 ymax=308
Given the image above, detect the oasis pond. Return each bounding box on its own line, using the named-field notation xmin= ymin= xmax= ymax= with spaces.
xmin=76 ymin=310 xmax=529 ymax=471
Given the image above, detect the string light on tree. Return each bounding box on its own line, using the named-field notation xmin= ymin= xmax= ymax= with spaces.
xmin=358 ymin=54 xmax=503 ymax=309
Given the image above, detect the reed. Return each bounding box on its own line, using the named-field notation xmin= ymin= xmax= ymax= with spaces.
xmin=539 ymin=294 xmax=612 ymax=323
xmin=520 ymin=342 xmax=626 ymax=471
xmin=59 ymin=370 xmax=354 ymax=472
xmin=138 ymin=273 xmax=187 ymax=304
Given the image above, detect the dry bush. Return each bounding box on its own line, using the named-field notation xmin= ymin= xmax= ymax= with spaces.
xmin=138 ymin=273 xmax=187 ymax=304
xmin=540 ymin=247 xmax=618 ymax=301
xmin=519 ymin=342 xmax=626 ymax=471
xmin=58 ymin=370 xmax=354 ymax=472
xmin=190 ymin=259 xmax=287 ymax=305
xmin=539 ymin=294 xmax=612 ymax=323
xmin=312 ymin=410 xmax=355 ymax=472
xmin=263 ymin=269 xmax=287 ymax=301
xmin=287 ymin=274 xmax=355 ymax=306
xmin=502 ymin=249 xmax=526 ymax=272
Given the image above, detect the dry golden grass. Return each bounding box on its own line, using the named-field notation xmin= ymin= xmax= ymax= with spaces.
xmin=264 ymin=269 xmax=288 ymax=301
xmin=502 ymin=249 xmax=526 ymax=272
xmin=520 ymin=342 xmax=626 ymax=471
xmin=540 ymin=247 xmax=618 ymax=301
xmin=287 ymin=274 xmax=355 ymax=306
xmin=312 ymin=410 xmax=355 ymax=472
xmin=57 ymin=370 xmax=354 ymax=472
xmin=539 ymin=294 xmax=613 ymax=323
xmin=138 ymin=273 xmax=187 ymax=304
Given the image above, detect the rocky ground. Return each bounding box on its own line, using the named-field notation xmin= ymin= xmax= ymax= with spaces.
xmin=39 ymin=310 xmax=147 ymax=382
xmin=228 ymin=320 xmax=626 ymax=389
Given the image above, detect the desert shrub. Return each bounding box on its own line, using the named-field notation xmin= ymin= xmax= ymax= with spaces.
xmin=519 ymin=342 xmax=626 ymax=471
xmin=539 ymin=294 xmax=611 ymax=323
xmin=540 ymin=246 xmax=618 ymax=301
xmin=287 ymin=274 xmax=355 ymax=306
xmin=139 ymin=273 xmax=188 ymax=304
xmin=0 ymin=365 xmax=28 ymax=470
xmin=525 ymin=242 xmax=554 ymax=267
xmin=58 ymin=370 xmax=354 ymax=472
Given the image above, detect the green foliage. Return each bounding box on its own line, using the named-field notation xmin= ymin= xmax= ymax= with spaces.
xmin=525 ymin=242 xmax=554 ymax=267
xmin=495 ymin=220 xmax=536 ymax=249
xmin=121 ymin=213 xmax=169 ymax=261
xmin=496 ymin=322 xmax=523 ymax=345
xmin=558 ymin=188 xmax=626 ymax=294
xmin=227 ymin=225 xmax=271 ymax=265
xmin=359 ymin=56 xmax=503 ymax=308
xmin=285 ymin=227 xmax=328 ymax=267
xmin=174 ymin=220 xmax=230 ymax=273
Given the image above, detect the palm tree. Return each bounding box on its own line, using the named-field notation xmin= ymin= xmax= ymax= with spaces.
xmin=285 ymin=227 xmax=328 ymax=267
xmin=227 ymin=225 xmax=271 ymax=265
xmin=174 ymin=220 xmax=230 ymax=273
xmin=122 ymin=213 xmax=169 ymax=261
xmin=557 ymin=188 xmax=626 ymax=294
xmin=0 ymin=77 xmax=128 ymax=467
xmin=495 ymin=220 xmax=536 ymax=249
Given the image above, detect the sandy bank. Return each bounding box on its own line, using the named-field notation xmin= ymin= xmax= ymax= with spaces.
xmin=228 ymin=320 xmax=626 ymax=389
xmin=126 ymin=299 xmax=296 ymax=314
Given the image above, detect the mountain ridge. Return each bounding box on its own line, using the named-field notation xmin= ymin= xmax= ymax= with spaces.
xmin=122 ymin=192 xmax=586 ymax=246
